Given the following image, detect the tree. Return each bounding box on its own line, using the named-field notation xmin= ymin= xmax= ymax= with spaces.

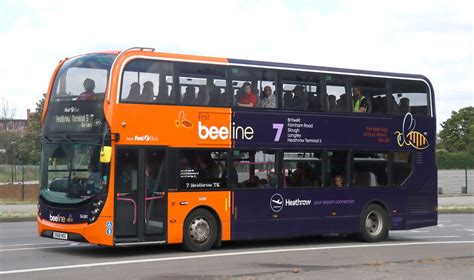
xmin=16 ymin=94 xmax=46 ymax=165
xmin=438 ymin=106 xmax=474 ymax=152
xmin=0 ymin=97 xmax=16 ymax=123
xmin=0 ymin=97 xmax=18 ymax=164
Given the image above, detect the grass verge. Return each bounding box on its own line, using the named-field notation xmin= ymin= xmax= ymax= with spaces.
xmin=438 ymin=206 xmax=474 ymax=214
xmin=0 ymin=212 xmax=37 ymax=222
xmin=0 ymin=199 xmax=37 ymax=205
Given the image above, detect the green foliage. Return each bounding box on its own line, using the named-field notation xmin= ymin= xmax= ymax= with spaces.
xmin=438 ymin=106 xmax=474 ymax=152
xmin=436 ymin=149 xmax=474 ymax=169
xmin=10 ymin=94 xmax=45 ymax=165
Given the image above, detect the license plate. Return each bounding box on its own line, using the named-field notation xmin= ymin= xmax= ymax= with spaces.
xmin=52 ymin=232 xmax=68 ymax=240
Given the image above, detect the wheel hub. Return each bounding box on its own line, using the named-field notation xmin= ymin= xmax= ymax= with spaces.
xmin=189 ymin=217 xmax=210 ymax=243
xmin=365 ymin=211 xmax=383 ymax=236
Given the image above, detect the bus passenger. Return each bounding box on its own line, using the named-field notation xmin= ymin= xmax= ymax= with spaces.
xmin=156 ymin=83 xmax=169 ymax=103
xmin=194 ymin=85 xmax=210 ymax=106
xmin=291 ymin=86 xmax=308 ymax=110
xmin=283 ymin=92 xmax=293 ymax=109
xmin=352 ymin=87 xmax=368 ymax=113
xmin=237 ymin=82 xmax=257 ymax=107
xmin=208 ymin=83 xmax=221 ymax=106
xmin=336 ymin=93 xmax=347 ymax=111
xmin=261 ymin=86 xmax=276 ymax=108
xmin=328 ymin=95 xmax=337 ymax=111
xmin=334 ymin=174 xmax=345 ymax=187
xmin=126 ymin=82 xmax=141 ymax=102
xmin=182 ymin=86 xmax=196 ymax=104
xmin=78 ymin=78 xmax=95 ymax=100
xmin=399 ymin=97 xmax=410 ymax=114
xmin=141 ymin=81 xmax=155 ymax=102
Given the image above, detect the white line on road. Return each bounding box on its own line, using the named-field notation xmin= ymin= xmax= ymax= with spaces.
xmin=404 ymin=230 xmax=430 ymax=233
xmin=0 ymin=242 xmax=68 ymax=248
xmin=0 ymin=241 xmax=473 ymax=275
xmin=413 ymin=236 xmax=460 ymax=238
xmin=0 ymin=244 xmax=85 ymax=252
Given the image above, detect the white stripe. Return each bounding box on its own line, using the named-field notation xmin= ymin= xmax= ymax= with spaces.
xmin=0 ymin=242 xmax=66 ymax=248
xmin=0 ymin=244 xmax=85 ymax=252
xmin=0 ymin=241 xmax=472 ymax=275
xmin=413 ymin=236 xmax=460 ymax=238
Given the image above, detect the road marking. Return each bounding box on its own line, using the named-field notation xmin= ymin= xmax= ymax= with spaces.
xmin=405 ymin=230 xmax=430 ymax=233
xmin=0 ymin=241 xmax=473 ymax=275
xmin=456 ymin=229 xmax=474 ymax=232
xmin=413 ymin=236 xmax=460 ymax=238
xmin=0 ymin=242 xmax=68 ymax=248
xmin=0 ymin=244 xmax=85 ymax=252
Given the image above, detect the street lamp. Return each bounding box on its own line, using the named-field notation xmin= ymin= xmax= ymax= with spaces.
xmin=10 ymin=141 xmax=15 ymax=183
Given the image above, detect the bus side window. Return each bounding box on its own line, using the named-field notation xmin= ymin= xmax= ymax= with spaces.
xmin=283 ymin=151 xmax=322 ymax=187
xmin=393 ymin=152 xmax=412 ymax=186
xmin=231 ymin=68 xmax=276 ymax=109
xmin=178 ymin=150 xmax=228 ymax=189
xmin=352 ymin=152 xmax=389 ymax=187
xmin=178 ymin=63 xmax=227 ymax=107
xmin=326 ymin=85 xmax=347 ymax=112
xmin=352 ymin=78 xmax=388 ymax=114
xmin=326 ymin=151 xmax=348 ymax=187
xmin=392 ymin=80 xmax=430 ymax=116
xmin=233 ymin=150 xmax=275 ymax=188
xmin=120 ymin=59 xmax=174 ymax=104
xmin=281 ymin=71 xmax=320 ymax=111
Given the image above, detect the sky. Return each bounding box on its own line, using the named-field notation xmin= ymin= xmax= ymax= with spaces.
xmin=0 ymin=0 xmax=472 ymax=131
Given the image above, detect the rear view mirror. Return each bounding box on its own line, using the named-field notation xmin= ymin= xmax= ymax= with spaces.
xmin=100 ymin=146 xmax=112 ymax=163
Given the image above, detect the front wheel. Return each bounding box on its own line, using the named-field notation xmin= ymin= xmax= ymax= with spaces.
xmin=182 ymin=209 xmax=217 ymax=252
xmin=358 ymin=204 xmax=388 ymax=242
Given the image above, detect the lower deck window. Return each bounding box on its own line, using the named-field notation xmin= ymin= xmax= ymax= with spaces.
xmin=179 ymin=150 xmax=227 ymax=189
xmin=233 ymin=150 xmax=276 ymax=188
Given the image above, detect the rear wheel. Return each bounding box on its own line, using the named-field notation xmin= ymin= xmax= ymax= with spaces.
xmin=358 ymin=204 xmax=388 ymax=242
xmin=182 ymin=209 xmax=217 ymax=252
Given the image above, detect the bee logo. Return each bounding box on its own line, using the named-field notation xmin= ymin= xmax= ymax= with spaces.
xmin=175 ymin=111 xmax=193 ymax=129
xmin=394 ymin=113 xmax=429 ymax=150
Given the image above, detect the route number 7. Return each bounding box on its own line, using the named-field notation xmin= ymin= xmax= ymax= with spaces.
xmin=273 ymin=123 xmax=284 ymax=142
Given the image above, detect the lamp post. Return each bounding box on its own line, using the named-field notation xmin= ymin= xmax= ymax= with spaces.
xmin=10 ymin=141 xmax=15 ymax=183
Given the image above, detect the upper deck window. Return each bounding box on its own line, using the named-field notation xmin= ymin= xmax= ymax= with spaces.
xmin=178 ymin=63 xmax=227 ymax=107
xmin=392 ymin=80 xmax=430 ymax=117
xmin=282 ymin=71 xmax=321 ymax=111
xmin=51 ymin=54 xmax=116 ymax=102
xmin=352 ymin=77 xmax=389 ymax=114
xmin=231 ymin=68 xmax=276 ymax=109
xmin=120 ymin=59 xmax=174 ymax=104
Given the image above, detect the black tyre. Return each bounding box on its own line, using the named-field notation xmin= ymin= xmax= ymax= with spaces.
xmin=358 ymin=204 xmax=388 ymax=242
xmin=182 ymin=209 xmax=218 ymax=252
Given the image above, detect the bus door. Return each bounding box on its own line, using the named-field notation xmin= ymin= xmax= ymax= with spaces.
xmin=114 ymin=148 xmax=167 ymax=243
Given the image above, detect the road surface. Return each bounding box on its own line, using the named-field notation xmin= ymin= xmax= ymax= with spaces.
xmin=1 ymin=214 xmax=473 ymax=279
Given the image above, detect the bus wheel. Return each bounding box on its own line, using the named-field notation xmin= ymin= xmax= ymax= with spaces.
xmin=358 ymin=204 xmax=388 ymax=242
xmin=182 ymin=209 xmax=217 ymax=252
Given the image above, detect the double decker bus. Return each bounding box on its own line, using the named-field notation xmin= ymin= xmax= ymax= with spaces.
xmin=38 ymin=47 xmax=436 ymax=251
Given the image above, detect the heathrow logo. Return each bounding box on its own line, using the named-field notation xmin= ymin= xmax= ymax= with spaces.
xmin=270 ymin=193 xmax=284 ymax=212
xmin=270 ymin=193 xmax=313 ymax=212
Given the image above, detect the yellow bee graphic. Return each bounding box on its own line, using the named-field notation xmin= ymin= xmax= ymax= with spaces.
xmin=175 ymin=111 xmax=193 ymax=129
xmin=394 ymin=113 xmax=429 ymax=150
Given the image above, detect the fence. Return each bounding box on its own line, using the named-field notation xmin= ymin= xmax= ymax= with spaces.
xmin=0 ymin=165 xmax=40 ymax=184
xmin=438 ymin=169 xmax=473 ymax=195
